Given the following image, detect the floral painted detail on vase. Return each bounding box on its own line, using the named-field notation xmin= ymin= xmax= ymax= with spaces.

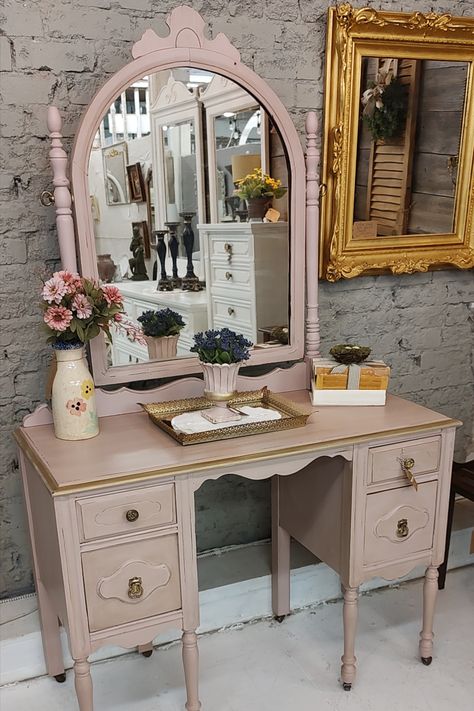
xmin=201 ymin=362 xmax=242 ymax=403
xmin=52 ymin=346 xmax=99 ymax=440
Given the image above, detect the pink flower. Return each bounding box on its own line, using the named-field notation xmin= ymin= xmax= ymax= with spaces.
xmin=44 ymin=305 xmax=73 ymax=332
xmin=57 ymin=270 xmax=81 ymax=295
xmin=72 ymin=293 xmax=92 ymax=319
xmin=66 ymin=398 xmax=87 ymax=416
xmin=42 ymin=274 xmax=68 ymax=304
xmin=101 ymin=284 xmax=123 ymax=307
xmin=114 ymin=313 xmax=123 ymax=322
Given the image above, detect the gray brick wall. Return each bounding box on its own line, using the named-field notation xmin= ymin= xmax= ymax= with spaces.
xmin=1 ymin=0 xmax=473 ymax=598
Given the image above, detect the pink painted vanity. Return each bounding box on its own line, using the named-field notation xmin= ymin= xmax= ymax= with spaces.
xmin=16 ymin=6 xmax=461 ymax=710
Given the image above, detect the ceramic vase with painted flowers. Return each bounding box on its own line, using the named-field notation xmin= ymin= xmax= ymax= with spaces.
xmin=41 ymin=270 xmax=146 ymax=440
xmin=191 ymin=328 xmax=253 ymax=404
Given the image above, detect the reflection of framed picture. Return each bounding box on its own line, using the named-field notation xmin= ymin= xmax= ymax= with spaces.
xmin=126 ymin=162 xmax=146 ymax=202
xmin=103 ymin=143 xmax=130 ymax=205
xmin=131 ymin=220 xmax=151 ymax=259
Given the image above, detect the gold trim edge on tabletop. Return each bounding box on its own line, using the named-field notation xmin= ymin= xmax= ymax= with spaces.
xmin=14 ymin=416 xmax=462 ymax=497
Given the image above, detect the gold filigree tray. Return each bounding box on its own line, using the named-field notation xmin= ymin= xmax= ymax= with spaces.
xmin=140 ymin=387 xmax=310 ymax=446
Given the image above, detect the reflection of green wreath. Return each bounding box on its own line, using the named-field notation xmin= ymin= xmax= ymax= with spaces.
xmin=364 ymin=78 xmax=407 ymax=142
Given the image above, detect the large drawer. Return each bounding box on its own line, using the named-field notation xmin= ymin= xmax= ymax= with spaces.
xmin=368 ymin=436 xmax=441 ymax=488
xmin=82 ymin=533 xmax=181 ymax=632
xmin=364 ymin=480 xmax=437 ymax=566
xmin=77 ymin=483 xmax=176 ymax=541
xmin=212 ymin=297 xmax=252 ymax=326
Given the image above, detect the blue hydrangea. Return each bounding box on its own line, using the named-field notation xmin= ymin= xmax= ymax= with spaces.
xmin=191 ymin=328 xmax=252 ymax=364
xmin=137 ymin=308 xmax=185 ymax=337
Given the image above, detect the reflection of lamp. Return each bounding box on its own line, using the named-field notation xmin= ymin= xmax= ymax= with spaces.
xmin=231 ymin=154 xmax=261 ymax=222
xmin=231 ymin=154 xmax=261 ymax=182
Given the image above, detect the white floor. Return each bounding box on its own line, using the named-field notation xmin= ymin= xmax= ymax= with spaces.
xmin=1 ymin=566 xmax=473 ymax=711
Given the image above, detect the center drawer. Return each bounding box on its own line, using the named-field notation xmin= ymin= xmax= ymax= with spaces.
xmin=82 ymin=533 xmax=181 ymax=632
xmin=76 ymin=483 xmax=176 ymax=541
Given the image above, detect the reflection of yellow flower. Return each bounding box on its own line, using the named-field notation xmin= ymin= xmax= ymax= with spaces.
xmin=81 ymin=379 xmax=94 ymax=399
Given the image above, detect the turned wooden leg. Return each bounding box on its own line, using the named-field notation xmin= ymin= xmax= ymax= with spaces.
xmin=182 ymin=630 xmax=201 ymax=711
xmin=341 ymin=585 xmax=358 ymax=690
xmin=419 ymin=565 xmax=438 ymax=665
xmin=35 ymin=580 xmax=65 ymax=680
xmin=74 ymin=657 xmax=93 ymax=711
xmin=271 ymin=476 xmax=291 ymax=621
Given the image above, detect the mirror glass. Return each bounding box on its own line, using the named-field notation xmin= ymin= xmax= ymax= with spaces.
xmin=87 ymin=68 xmax=290 ymax=367
xmin=353 ymin=58 xmax=468 ymax=238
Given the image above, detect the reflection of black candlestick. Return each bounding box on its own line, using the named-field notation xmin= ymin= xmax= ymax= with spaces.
xmin=180 ymin=212 xmax=202 ymax=291
xmin=155 ymin=230 xmax=173 ymax=291
xmin=165 ymin=221 xmax=182 ymax=289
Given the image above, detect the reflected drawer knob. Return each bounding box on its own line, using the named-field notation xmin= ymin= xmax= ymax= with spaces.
xmin=225 ymin=271 xmax=233 ymax=280
xmin=396 ymin=518 xmax=409 ymax=538
xmin=125 ymin=509 xmax=139 ymax=522
xmin=228 ymin=307 xmax=235 ymax=316
xmin=128 ymin=576 xmax=143 ymax=599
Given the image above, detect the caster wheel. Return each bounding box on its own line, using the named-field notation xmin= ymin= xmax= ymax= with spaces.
xmin=343 ymin=683 xmax=352 ymax=691
xmin=54 ymin=673 xmax=66 ymax=683
xmin=274 ymin=615 xmax=286 ymax=623
xmin=421 ymin=656 xmax=432 ymax=666
xmin=142 ymin=650 xmax=153 ymax=658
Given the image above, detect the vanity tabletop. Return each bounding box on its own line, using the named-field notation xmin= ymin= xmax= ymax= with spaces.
xmin=14 ymin=392 xmax=460 ymax=495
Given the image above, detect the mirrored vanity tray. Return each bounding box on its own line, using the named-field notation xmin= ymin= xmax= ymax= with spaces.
xmin=140 ymin=388 xmax=310 ymax=445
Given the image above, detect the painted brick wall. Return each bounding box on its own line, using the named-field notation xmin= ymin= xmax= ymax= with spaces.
xmin=1 ymin=0 xmax=473 ymax=598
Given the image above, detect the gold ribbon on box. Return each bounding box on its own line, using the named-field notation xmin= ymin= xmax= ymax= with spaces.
xmin=330 ymin=363 xmax=362 ymax=389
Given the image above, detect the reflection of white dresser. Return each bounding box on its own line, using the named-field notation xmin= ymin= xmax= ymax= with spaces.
xmin=111 ymin=282 xmax=208 ymax=365
xmin=200 ymin=223 xmax=289 ymax=344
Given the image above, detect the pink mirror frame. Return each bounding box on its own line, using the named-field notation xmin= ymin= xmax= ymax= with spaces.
xmin=48 ymin=5 xmax=320 ymax=387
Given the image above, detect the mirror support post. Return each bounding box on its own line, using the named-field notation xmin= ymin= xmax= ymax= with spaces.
xmin=305 ymin=111 xmax=321 ymax=370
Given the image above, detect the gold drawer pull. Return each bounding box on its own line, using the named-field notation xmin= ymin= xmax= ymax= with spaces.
xmin=228 ymin=307 xmax=235 ymax=316
xmin=400 ymin=457 xmax=418 ymax=491
xmin=225 ymin=271 xmax=233 ymax=280
xmin=128 ymin=576 xmax=143 ymax=599
xmin=396 ymin=518 xmax=409 ymax=538
xmin=125 ymin=509 xmax=139 ymax=522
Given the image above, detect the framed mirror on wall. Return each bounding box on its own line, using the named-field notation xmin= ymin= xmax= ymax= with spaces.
xmin=70 ymin=8 xmax=306 ymax=385
xmin=320 ymin=5 xmax=474 ymax=281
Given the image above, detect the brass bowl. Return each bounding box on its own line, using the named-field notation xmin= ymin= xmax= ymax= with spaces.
xmin=329 ymin=344 xmax=371 ymax=365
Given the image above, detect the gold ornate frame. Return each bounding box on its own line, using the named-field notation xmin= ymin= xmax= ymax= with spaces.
xmin=320 ymin=4 xmax=474 ymax=281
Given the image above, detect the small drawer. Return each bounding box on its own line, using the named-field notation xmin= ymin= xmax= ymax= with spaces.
xmin=209 ymin=264 xmax=252 ymax=291
xmin=82 ymin=533 xmax=181 ymax=632
xmin=368 ymin=436 xmax=441 ymax=487
xmin=212 ymin=297 xmax=252 ymax=325
xmin=77 ymin=483 xmax=176 ymax=541
xmin=364 ymin=480 xmax=437 ymax=566
xmin=209 ymin=235 xmax=252 ymax=261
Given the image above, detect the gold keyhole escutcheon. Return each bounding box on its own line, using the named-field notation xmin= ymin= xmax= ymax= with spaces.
xmin=126 ymin=509 xmax=139 ymax=522
xmin=396 ymin=518 xmax=409 ymax=539
xmin=128 ymin=576 xmax=143 ymax=599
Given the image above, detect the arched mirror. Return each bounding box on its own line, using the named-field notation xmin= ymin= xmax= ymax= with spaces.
xmin=70 ymin=7 xmax=306 ymax=385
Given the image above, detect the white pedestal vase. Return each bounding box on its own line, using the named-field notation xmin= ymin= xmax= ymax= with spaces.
xmin=145 ymin=334 xmax=179 ymax=360
xmin=201 ymin=362 xmax=242 ymax=404
xmin=51 ymin=345 xmax=99 ymax=440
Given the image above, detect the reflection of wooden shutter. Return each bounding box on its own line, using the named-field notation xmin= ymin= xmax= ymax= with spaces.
xmin=366 ymin=59 xmax=420 ymax=235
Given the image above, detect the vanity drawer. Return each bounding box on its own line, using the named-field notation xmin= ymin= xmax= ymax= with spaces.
xmin=82 ymin=533 xmax=181 ymax=632
xmin=368 ymin=436 xmax=441 ymax=487
xmin=212 ymin=297 xmax=252 ymax=326
xmin=364 ymin=480 xmax=437 ymax=566
xmin=209 ymin=263 xmax=252 ymax=291
xmin=77 ymin=483 xmax=176 ymax=541
xmin=208 ymin=235 xmax=253 ymax=261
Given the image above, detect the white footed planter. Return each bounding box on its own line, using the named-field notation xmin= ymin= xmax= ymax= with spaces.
xmin=201 ymin=362 xmax=242 ymax=402
xmin=51 ymin=346 xmax=99 ymax=440
xmin=145 ymin=334 xmax=179 ymax=360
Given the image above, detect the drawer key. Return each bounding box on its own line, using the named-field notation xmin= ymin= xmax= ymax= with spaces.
xmin=396 ymin=518 xmax=409 ymax=539
xmin=128 ymin=576 xmax=144 ymax=599
xmin=400 ymin=457 xmax=418 ymax=491
xmin=224 ymin=243 xmax=233 ymax=262
xmin=125 ymin=508 xmax=139 ymax=522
